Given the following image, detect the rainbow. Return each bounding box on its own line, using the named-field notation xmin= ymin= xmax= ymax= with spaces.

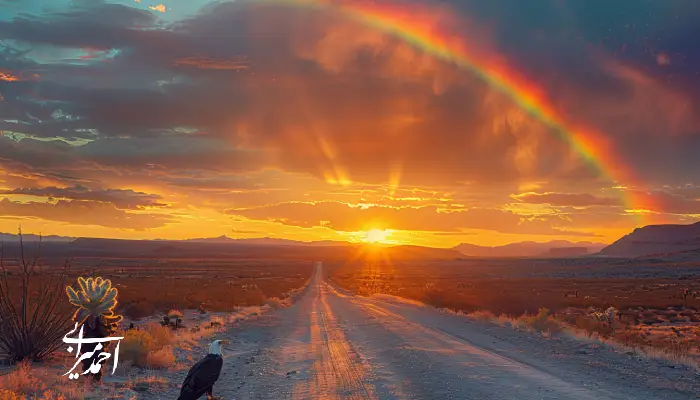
xmin=252 ymin=0 xmax=652 ymax=223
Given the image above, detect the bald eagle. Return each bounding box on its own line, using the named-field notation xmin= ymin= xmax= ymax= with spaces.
xmin=178 ymin=339 xmax=229 ymax=400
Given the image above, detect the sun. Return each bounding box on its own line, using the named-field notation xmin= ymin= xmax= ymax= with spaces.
xmin=363 ymin=229 xmax=390 ymax=244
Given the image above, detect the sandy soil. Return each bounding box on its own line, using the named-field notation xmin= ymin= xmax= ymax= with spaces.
xmin=149 ymin=266 xmax=700 ymax=399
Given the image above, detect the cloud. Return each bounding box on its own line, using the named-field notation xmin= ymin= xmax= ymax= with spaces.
xmin=631 ymin=188 xmax=700 ymax=215
xmin=0 ymin=198 xmax=172 ymax=230
xmin=1 ymin=0 xmax=699 ymax=242
xmin=0 ymin=70 xmax=19 ymax=82
xmin=149 ymin=4 xmax=166 ymax=13
xmin=1 ymin=185 xmax=166 ymax=209
xmin=226 ymin=200 xmax=599 ymax=237
xmin=513 ymin=192 xmax=621 ymax=207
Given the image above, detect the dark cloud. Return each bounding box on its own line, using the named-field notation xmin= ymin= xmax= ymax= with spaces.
xmin=1 ymin=185 xmax=166 ymax=209
xmin=0 ymin=2 xmax=157 ymax=49
xmin=0 ymin=0 xmax=698 ymax=241
xmin=1 ymin=0 xmax=697 ymax=187
xmin=0 ymin=198 xmax=172 ymax=229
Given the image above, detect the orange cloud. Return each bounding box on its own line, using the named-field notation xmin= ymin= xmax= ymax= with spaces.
xmin=149 ymin=4 xmax=166 ymax=13
xmin=0 ymin=71 xmax=19 ymax=82
xmin=513 ymin=192 xmax=621 ymax=207
xmin=226 ymin=200 xmax=599 ymax=237
xmin=0 ymin=198 xmax=172 ymax=230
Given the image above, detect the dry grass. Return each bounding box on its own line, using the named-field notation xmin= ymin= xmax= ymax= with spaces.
xmin=129 ymin=373 xmax=170 ymax=392
xmin=330 ymin=257 xmax=700 ymax=368
xmin=0 ymin=361 xmax=88 ymax=400
xmin=329 ymin=259 xmax=700 ymax=316
xmin=1 ymin=260 xmax=313 ymax=323
xmin=265 ymin=297 xmax=287 ymax=309
xmin=0 ymin=390 xmax=25 ymax=400
xmin=39 ymin=382 xmax=85 ymax=400
xmin=467 ymin=309 xmax=700 ymax=369
xmin=119 ymin=323 xmax=174 ymax=369
xmin=0 ymin=360 xmax=44 ymax=394
xmin=146 ymin=346 xmax=176 ymax=369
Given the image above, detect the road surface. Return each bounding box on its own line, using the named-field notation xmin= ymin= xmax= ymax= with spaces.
xmin=158 ymin=265 xmax=699 ymax=399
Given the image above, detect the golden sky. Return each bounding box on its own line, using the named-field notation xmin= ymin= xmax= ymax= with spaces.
xmin=0 ymin=0 xmax=699 ymax=247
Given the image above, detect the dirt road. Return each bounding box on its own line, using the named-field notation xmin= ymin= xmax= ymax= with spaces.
xmin=158 ymin=266 xmax=699 ymax=399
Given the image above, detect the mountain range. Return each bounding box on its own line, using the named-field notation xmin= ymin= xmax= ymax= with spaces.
xmin=452 ymin=240 xmax=607 ymax=258
xmin=2 ymin=220 xmax=700 ymax=259
xmin=598 ymin=221 xmax=700 ymax=258
xmin=0 ymin=232 xmax=75 ymax=242
xmin=184 ymin=235 xmax=353 ymax=247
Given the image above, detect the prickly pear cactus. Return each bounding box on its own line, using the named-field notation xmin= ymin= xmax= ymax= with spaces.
xmin=66 ymin=276 xmax=123 ymax=336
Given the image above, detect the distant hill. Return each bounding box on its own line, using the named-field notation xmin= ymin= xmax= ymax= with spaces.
xmin=58 ymin=237 xmax=460 ymax=261
xmin=599 ymin=221 xmax=700 ymax=258
xmin=548 ymin=247 xmax=590 ymax=257
xmin=184 ymin=236 xmax=353 ymax=247
xmin=453 ymin=240 xmax=607 ymax=258
xmin=381 ymin=245 xmax=463 ymax=260
xmin=0 ymin=232 xmax=75 ymax=242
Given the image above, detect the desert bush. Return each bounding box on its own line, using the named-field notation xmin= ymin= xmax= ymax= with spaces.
xmin=468 ymin=310 xmax=496 ymax=322
xmin=165 ymin=309 xmax=183 ymax=329
xmin=266 ymin=297 xmax=285 ymax=309
xmin=531 ymin=308 xmax=563 ymax=333
xmin=209 ymin=315 xmax=225 ymax=328
xmin=574 ymin=316 xmax=615 ymax=338
xmin=0 ymin=235 xmax=74 ymax=362
xmin=142 ymin=323 xmax=173 ymax=349
xmin=120 ymin=330 xmax=153 ymax=367
xmin=120 ymin=324 xmax=174 ymax=369
xmin=506 ymin=308 xmax=565 ymax=334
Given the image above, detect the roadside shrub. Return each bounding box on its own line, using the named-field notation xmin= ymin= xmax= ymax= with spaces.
xmin=142 ymin=323 xmax=173 ymax=349
xmin=519 ymin=308 xmax=564 ymax=334
xmin=120 ymin=323 xmax=174 ymax=369
xmin=266 ymin=297 xmax=285 ymax=309
xmin=468 ymin=310 xmax=495 ymax=322
xmin=121 ymin=330 xmax=154 ymax=367
xmin=209 ymin=315 xmax=225 ymax=327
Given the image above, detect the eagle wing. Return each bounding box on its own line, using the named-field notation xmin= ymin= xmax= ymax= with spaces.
xmin=178 ymin=354 xmax=223 ymax=400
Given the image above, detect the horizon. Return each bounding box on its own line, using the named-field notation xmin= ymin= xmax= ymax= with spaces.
xmin=1 ymin=0 xmax=699 ymax=247
xmin=0 ymin=229 xmax=614 ymax=248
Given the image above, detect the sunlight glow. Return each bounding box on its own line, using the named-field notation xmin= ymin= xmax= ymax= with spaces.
xmin=363 ymin=229 xmax=391 ymax=244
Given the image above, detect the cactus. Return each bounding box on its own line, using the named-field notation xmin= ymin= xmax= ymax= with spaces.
xmin=590 ymin=306 xmax=616 ymax=328
xmin=65 ymin=276 xmax=123 ymax=381
xmin=166 ymin=309 xmax=184 ymax=329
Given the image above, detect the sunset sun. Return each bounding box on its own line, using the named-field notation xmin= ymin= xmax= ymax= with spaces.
xmin=363 ymin=229 xmax=390 ymax=244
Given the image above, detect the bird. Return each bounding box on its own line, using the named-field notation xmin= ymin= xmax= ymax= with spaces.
xmin=178 ymin=339 xmax=229 ymax=400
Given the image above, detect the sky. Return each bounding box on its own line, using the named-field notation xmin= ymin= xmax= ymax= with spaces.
xmin=0 ymin=0 xmax=699 ymax=247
